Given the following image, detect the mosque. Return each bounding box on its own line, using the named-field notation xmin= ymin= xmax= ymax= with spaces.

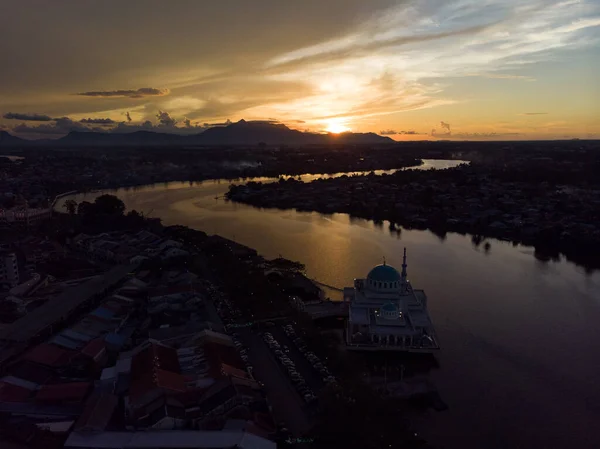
xmin=343 ymin=249 xmax=439 ymax=352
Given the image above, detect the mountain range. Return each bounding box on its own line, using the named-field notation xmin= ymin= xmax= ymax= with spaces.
xmin=0 ymin=120 xmax=394 ymax=148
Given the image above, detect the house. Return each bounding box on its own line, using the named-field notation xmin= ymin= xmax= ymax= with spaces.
xmin=35 ymin=382 xmax=91 ymax=405
xmin=74 ymin=392 xmax=118 ymax=433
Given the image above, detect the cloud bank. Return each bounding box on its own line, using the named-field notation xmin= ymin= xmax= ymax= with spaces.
xmin=80 ymin=117 xmax=116 ymax=124
xmin=3 ymin=112 xmax=55 ymax=122
xmin=76 ymin=88 xmax=170 ymax=98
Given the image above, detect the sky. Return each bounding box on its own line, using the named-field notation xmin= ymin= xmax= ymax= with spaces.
xmin=0 ymin=0 xmax=599 ymax=140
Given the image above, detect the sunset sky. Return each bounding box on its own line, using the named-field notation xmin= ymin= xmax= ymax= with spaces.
xmin=1 ymin=0 xmax=599 ymax=140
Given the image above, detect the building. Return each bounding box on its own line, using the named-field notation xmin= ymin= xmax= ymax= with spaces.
xmin=0 ymin=252 xmax=20 ymax=289
xmin=0 ymin=207 xmax=52 ymax=228
xmin=345 ymin=248 xmax=439 ymax=352
xmin=64 ymin=430 xmax=276 ymax=449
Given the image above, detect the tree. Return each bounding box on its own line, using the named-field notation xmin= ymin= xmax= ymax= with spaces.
xmin=94 ymin=194 xmax=125 ymax=216
xmin=77 ymin=201 xmax=94 ymax=216
xmin=63 ymin=199 xmax=78 ymax=215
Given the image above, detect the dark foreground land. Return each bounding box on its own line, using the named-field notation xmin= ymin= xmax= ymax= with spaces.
xmin=227 ymin=140 xmax=600 ymax=270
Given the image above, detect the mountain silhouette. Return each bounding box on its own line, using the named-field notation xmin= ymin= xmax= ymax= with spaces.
xmin=0 ymin=130 xmax=28 ymax=146
xmin=0 ymin=120 xmax=394 ymax=148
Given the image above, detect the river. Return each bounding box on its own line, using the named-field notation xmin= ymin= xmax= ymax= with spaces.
xmin=57 ymin=159 xmax=600 ymax=449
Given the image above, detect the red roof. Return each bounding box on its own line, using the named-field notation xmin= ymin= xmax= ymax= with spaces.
xmin=36 ymin=382 xmax=91 ymax=403
xmin=0 ymin=381 xmax=32 ymax=402
xmin=80 ymin=338 xmax=105 ymax=360
xmin=203 ymin=341 xmax=245 ymax=378
xmin=170 ymin=387 xmax=207 ymax=407
xmin=9 ymin=361 xmax=54 ymax=385
xmin=129 ymin=368 xmax=187 ymax=405
xmin=22 ymin=343 xmax=73 ymax=368
xmin=131 ymin=343 xmax=181 ymax=379
xmin=221 ymin=363 xmax=250 ymax=380
xmin=155 ymin=369 xmax=187 ymax=391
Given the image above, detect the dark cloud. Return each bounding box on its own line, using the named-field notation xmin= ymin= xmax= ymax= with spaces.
xmin=12 ymin=117 xmax=102 ymax=136
xmin=126 ymin=112 xmax=132 ymax=122
xmin=522 ymin=112 xmax=548 ymax=115
xmin=111 ymin=120 xmax=155 ymax=133
xmin=440 ymin=121 xmax=451 ymax=132
xmin=79 ymin=117 xmax=115 ymax=125
xmin=381 ymin=129 xmax=424 ymax=136
xmin=248 ymin=120 xmax=281 ymax=125
xmin=3 ymin=112 xmax=54 ymax=121
xmin=449 ymin=132 xmax=522 ymax=139
xmin=202 ymin=119 xmax=233 ymax=127
xmin=76 ymin=88 xmax=170 ymax=98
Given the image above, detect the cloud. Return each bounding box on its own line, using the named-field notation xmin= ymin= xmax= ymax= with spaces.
xmin=126 ymin=112 xmax=132 ymax=122
xmin=432 ymin=124 xmax=451 ymax=137
xmin=521 ymin=112 xmax=548 ymax=115
xmin=3 ymin=112 xmax=54 ymax=121
xmin=464 ymin=73 xmax=536 ymax=81
xmin=79 ymin=117 xmax=115 ymax=125
xmin=256 ymin=0 xmax=600 ymax=129
xmin=380 ymin=129 xmax=398 ymax=135
xmin=76 ymin=87 xmax=170 ymax=98
xmin=156 ymin=110 xmax=177 ymax=127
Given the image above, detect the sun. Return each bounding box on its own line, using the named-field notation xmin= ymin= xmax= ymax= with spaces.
xmin=325 ymin=121 xmax=351 ymax=134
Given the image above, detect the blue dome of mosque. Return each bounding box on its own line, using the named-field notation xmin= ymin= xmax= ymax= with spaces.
xmin=367 ymin=264 xmax=401 ymax=283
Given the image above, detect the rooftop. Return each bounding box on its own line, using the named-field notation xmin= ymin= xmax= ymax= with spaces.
xmin=64 ymin=430 xmax=276 ymax=449
xmin=0 ymin=263 xmax=137 ymax=343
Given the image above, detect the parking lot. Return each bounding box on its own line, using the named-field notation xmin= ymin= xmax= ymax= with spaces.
xmin=234 ymin=327 xmax=312 ymax=436
xmin=269 ymin=325 xmax=325 ymax=394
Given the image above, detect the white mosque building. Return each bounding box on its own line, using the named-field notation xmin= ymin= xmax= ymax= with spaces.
xmin=344 ymin=249 xmax=439 ymax=352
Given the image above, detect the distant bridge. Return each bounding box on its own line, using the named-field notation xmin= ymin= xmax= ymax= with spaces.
xmin=311 ymin=279 xmax=344 ymax=292
xmin=304 ymin=301 xmax=348 ymax=319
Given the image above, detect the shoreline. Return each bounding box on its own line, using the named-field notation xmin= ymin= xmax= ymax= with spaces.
xmin=226 ymin=169 xmax=600 ymax=272
xmin=52 ymin=158 xmax=426 ymax=196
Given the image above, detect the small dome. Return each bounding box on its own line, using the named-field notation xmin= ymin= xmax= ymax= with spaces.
xmin=380 ymin=302 xmax=400 ymax=319
xmin=381 ymin=303 xmax=398 ymax=313
xmin=367 ymin=264 xmax=401 ymax=283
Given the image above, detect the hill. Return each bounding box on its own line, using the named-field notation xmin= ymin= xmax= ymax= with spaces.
xmin=0 ymin=120 xmax=394 ymax=148
xmin=0 ymin=130 xmax=29 ymax=147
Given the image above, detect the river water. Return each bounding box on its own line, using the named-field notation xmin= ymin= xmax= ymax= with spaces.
xmin=58 ymin=160 xmax=600 ymax=449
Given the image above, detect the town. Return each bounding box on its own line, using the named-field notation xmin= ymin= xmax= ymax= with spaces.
xmin=1 ymin=138 xmax=599 ymax=449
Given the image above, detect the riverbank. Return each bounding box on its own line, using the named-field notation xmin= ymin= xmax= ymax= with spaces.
xmin=227 ymin=162 xmax=600 ymax=271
